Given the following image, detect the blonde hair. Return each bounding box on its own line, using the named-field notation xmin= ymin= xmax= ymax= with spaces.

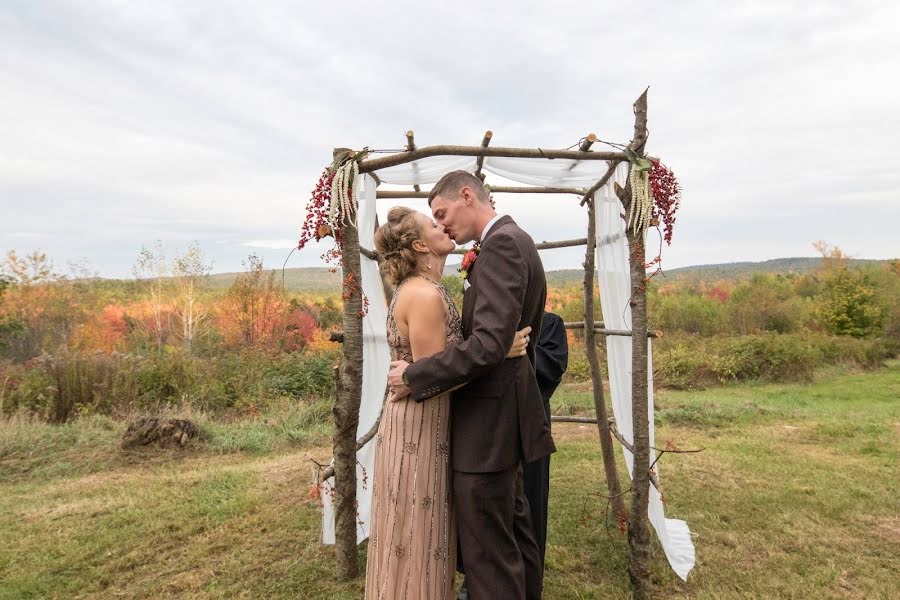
xmin=374 ymin=207 xmax=425 ymax=287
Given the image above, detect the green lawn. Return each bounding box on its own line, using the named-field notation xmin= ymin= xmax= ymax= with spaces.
xmin=1 ymin=363 xmax=897 ymax=599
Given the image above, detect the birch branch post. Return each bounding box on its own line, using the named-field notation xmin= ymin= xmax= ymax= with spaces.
xmin=333 ymin=215 xmax=364 ymax=579
xmin=618 ymin=88 xmax=653 ymax=600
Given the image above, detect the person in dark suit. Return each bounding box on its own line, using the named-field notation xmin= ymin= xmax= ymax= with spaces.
xmin=527 ymin=311 xmax=568 ymax=566
xmin=458 ymin=311 xmax=568 ymax=599
xmin=387 ymin=170 xmax=555 ymax=600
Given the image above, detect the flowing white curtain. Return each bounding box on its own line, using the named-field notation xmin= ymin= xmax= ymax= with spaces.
xmin=320 ymin=173 xmax=391 ymax=544
xmin=319 ymin=156 xmax=695 ymax=580
xmin=594 ymin=163 xmax=695 ymax=580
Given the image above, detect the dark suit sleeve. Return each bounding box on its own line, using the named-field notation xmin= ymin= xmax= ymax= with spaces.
xmin=535 ymin=312 xmax=568 ymax=402
xmin=405 ymin=231 xmax=527 ymax=401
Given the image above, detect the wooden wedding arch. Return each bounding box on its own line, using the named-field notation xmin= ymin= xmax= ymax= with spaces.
xmin=316 ymin=90 xmax=668 ymax=598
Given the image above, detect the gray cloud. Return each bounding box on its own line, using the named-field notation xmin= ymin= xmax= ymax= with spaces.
xmin=1 ymin=0 xmax=897 ymax=278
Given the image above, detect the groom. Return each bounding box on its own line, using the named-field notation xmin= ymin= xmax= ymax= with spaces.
xmin=387 ymin=170 xmax=555 ymax=600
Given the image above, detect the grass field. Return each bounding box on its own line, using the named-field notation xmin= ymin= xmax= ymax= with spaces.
xmin=1 ymin=363 xmax=897 ymax=599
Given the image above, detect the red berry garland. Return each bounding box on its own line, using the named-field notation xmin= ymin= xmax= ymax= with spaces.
xmin=297 ymin=162 xmax=369 ymax=316
xmin=648 ymin=159 xmax=681 ymax=245
xmin=298 ymin=168 xmax=335 ymax=251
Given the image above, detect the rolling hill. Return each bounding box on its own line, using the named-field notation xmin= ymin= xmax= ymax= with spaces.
xmin=205 ymin=257 xmax=888 ymax=294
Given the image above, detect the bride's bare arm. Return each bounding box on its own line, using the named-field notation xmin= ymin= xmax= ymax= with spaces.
xmin=406 ymin=287 xmax=449 ymax=362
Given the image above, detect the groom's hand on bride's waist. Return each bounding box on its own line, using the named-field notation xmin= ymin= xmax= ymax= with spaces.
xmin=388 ymin=360 xmax=411 ymax=401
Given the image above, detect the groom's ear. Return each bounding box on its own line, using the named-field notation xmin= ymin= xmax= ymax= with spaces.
xmin=460 ymin=186 xmax=473 ymax=206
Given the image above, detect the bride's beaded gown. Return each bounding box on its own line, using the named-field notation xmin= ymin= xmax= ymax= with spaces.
xmin=364 ymin=276 xmax=462 ymax=600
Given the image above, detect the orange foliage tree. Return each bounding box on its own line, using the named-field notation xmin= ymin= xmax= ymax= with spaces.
xmin=217 ymin=254 xmax=317 ymax=352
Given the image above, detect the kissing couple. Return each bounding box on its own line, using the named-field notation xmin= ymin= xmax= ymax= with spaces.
xmin=363 ymin=170 xmax=555 ymax=600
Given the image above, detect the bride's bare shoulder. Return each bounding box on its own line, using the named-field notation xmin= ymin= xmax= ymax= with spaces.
xmin=393 ymin=278 xmax=446 ymax=316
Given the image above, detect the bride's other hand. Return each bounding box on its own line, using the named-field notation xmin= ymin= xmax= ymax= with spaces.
xmin=506 ymin=326 xmax=532 ymax=358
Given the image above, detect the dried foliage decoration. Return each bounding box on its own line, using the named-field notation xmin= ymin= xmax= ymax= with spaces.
xmin=648 ymin=158 xmax=681 ymax=245
xmin=297 ymin=151 xmax=367 ymax=267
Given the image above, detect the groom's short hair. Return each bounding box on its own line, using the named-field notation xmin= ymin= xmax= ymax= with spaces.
xmin=428 ymin=170 xmax=490 ymax=206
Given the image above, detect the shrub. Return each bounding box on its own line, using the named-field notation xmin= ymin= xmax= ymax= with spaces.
xmin=712 ymin=334 xmax=824 ymax=383
xmin=816 ymin=268 xmax=884 ymax=337
xmin=4 ymin=364 xmax=55 ymax=416
xmin=1 ymin=348 xmax=341 ymax=421
xmin=135 ymin=349 xmax=197 ymax=409
xmin=653 ymin=292 xmax=727 ymax=336
xmin=654 ymin=340 xmax=716 ymax=389
xmin=816 ymin=335 xmax=893 ymax=369
xmin=265 ymin=351 xmax=337 ymax=400
xmin=562 ymin=345 xmax=590 ymax=383
xmin=728 ymin=274 xmax=808 ymax=334
xmin=653 ymin=332 xmax=892 ymax=388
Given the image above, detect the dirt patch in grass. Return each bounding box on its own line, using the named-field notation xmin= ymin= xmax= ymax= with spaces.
xmin=551 ymin=422 xmax=602 ymax=443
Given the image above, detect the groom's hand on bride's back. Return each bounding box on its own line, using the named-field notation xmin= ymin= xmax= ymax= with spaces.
xmin=389 ymin=326 xmax=531 ymax=403
xmin=388 ymin=360 xmax=411 ymax=401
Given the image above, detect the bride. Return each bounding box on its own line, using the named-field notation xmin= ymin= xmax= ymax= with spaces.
xmin=365 ymin=207 xmax=529 ymax=599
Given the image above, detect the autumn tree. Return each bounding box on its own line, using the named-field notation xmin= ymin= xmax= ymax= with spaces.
xmin=813 ymin=240 xmax=849 ymax=271
xmin=133 ymin=240 xmax=170 ymax=352
xmin=817 ymin=270 xmax=883 ymax=337
xmin=0 ymin=250 xmax=81 ymax=359
xmin=813 ymin=242 xmax=884 ymax=338
xmin=172 ymin=242 xmax=213 ymax=354
xmin=3 ymin=250 xmax=58 ymax=285
xmin=222 ymin=253 xmax=280 ymax=347
xmin=220 ymin=254 xmax=316 ymax=352
xmin=0 ymin=274 xmax=22 ymax=355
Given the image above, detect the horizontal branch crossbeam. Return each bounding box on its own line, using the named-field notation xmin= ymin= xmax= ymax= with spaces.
xmin=359 ymin=145 xmax=628 ymax=173
xmin=357 ymin=238 xmax=586 ymax=260
xmin=564 ymin=320 xmax=605 ymax=329
xmin=329 ymin=326 xmax=656 ymax=343
xmin=449 ymin=237 xmax=588 ymax=253
xmin=551 ymin=416 xmax=598 ymax=424
xmin=376 ymin=185 xmax=587 ymax=199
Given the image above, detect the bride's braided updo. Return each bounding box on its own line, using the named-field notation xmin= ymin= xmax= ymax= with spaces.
xmin=374 ymin=207 xmax=425 ymax=287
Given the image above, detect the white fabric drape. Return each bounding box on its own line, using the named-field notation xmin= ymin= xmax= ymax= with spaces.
xmin=318 ymin=155 xmax=695 ymax=580
xmin=594 ymin=163 xmax=695 ymax=580
xmin=321 ymin=173 xmax=391 ymax=544
xmin=374 ymin=156 xmax=478 ymax=185
xmin=482 ymin=156 xmax=615 ymax=188
xmin=373 ymin=154 xmax=615 ymax=189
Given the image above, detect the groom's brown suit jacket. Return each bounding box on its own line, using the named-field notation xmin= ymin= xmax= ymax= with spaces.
xmin=405 ymin=215 xmax=556 ymax=473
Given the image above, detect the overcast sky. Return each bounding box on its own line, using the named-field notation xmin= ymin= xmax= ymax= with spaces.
xmin=1 ymin=1 xmax=897 ymax=278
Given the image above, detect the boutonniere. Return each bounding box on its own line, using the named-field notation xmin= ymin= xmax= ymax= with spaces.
xmin=458 ymin=242 xmax=482 ymax=280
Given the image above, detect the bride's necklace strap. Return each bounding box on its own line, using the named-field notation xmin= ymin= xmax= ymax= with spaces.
xmin=412 ymin=273 xmax=441 ymax=285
